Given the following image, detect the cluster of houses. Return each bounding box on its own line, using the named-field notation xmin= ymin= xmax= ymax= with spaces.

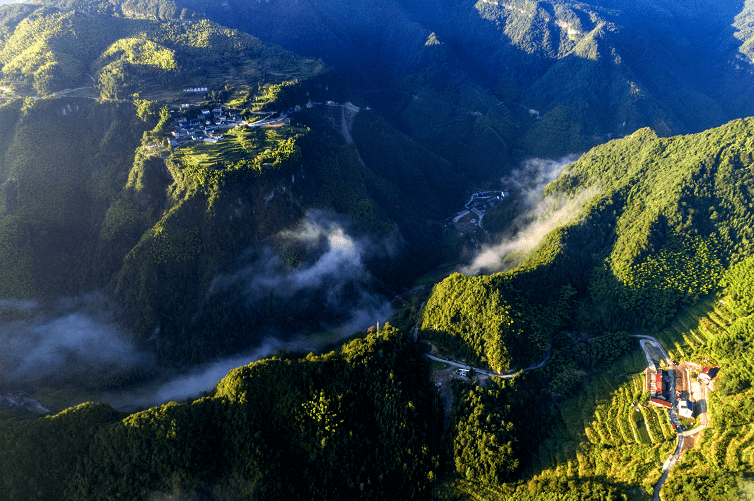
xmin=167 ymin=106 xmax=245 ymax=147
xmin=646 ymin=366 xmax=718 ymax=420
xmin=183 ymin=87 xmax=209 ymax=93
xmin=648 ymin=369 xmax=695 ymax=418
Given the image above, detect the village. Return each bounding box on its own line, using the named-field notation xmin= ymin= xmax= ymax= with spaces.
xmin=144 ymin=98 xmax=361 ymax=156
xmin=164 ymin=105 xmax=286 ymax=148
xmin=450 ymin=190 xmax=509 ymax=227
xmin=645 ymin=358 xmax=716 ymax=430
xmin=142 ymin=104 xmax=295 ymax=157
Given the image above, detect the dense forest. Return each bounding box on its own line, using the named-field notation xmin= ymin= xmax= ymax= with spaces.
xmin=166 ymin=0 xmax=754 ymax=179
xmin=422 ymin=118 xmax=754 ymax=371
xmin=417 ymin=118 xmax=754 ymax=498
xmin=0 ymin=2 xmax=315 ymax=99
xmin=0 ymin=326 xmax=442 ymax=501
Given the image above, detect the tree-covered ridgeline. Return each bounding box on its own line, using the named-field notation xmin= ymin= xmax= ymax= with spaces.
xmin=419 ymin=117 xmax=754 ymax=498
xmin=445 ymin=379 xmax=524 ymax=485
xmin=0 ymin=65 xmax=461 ymax=372
xmin=424 ymin=118 xmax=754 ymax=371
xmin=434 ymin=332 xmax=649 ymax=500
xmin=168 ymin=0 xmax=754 ymax=184
xmin=0 ymin=324 xmax=647 ymax=501
xmin=0 ymin=1 xmax=470 ymax=370
xmin=6 ymin=1 xmax=754 ymax=498
xmin=420 ymin=272 xmax=573 ymax=372
xmin=0 ymin=326 xmax=441 ymax=501
xmin=0 ymin=2 xmax=317 ymax=99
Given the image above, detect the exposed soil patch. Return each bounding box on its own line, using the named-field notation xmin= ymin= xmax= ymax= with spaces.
xmin=681 ymin=433 xmax=696 ymax=452
xmin=431 ymin=366 xmax=491 ymax=426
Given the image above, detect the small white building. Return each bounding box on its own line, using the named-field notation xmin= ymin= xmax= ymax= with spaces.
xmin=678 ymin=400 xmax=694 ymax=419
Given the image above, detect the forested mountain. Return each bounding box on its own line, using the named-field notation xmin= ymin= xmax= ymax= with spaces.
xmin=0 ymin=3 xmax=465 ymax=381
xmin=170 ymin=0 xmax=754 ymax=172
xmin=0 ymin=3 xmax=281 ymax=98
xmin=424 ymin=118 xmax=754 ymax=368
xmin=417 ymin=117 xmax=754 ymax=500
xmin=9 ymin=109 xmax=754 ymax=501
xmin=0 ymin=327 xmax=442 ymax=501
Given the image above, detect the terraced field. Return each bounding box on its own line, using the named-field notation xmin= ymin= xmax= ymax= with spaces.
xmin=719 ymin=422 xmax=754 ymax=467
xmin=528 ymin=349 xmax=674 ymax=493
xmin=442 ymin=295 xmax=746 ymax=500
xmin=693 ymin=390 xmax=754 ymax=468
xmin=643 ymin=296 xmax=754 ymax=495
xmin=654 ymin=297 xmax=733 ymax=364
xmin=172 ymin=125 xmax=305 ymax=169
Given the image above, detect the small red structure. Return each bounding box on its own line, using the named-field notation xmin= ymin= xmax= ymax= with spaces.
xmin=699 ymin=367 xmax=717 ymax=382
xmin=655 ymin=372 xmax=664 ymax=396
xmin=649 ymin=398 xmax=672 ymax=408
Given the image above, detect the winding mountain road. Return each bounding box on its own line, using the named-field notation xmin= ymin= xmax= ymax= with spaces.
xmin=416 ymin=323 xmax=704 ymax=499
xmin=654 ymin=434 xmax=685 ymax=501
xmin=425 ymin=344 xmax=552 ymax=379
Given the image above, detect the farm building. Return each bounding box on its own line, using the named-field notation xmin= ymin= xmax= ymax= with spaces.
xmin=654 ymin=371 xmax=665 ymax=398
xmin=649 ymin=398 xmax=672 ymax=408
xmin=678 ymin=400 xmax=694 ymax=419
xmin=699 ymin=367 xmax=718 ymax=382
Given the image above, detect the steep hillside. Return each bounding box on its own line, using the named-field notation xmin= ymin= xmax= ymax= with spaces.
xmin=5 ymin=79 xmax=754 ymax=501
xmin=0 ymin=3 xmax=466 ymax=376
xmin=154 ymin=0 xmax=553 ymax=177
xmin=5 ymin=1 xmax=754 ymax=499
xmin=422 ymin=117 xmax=754 ymax=371
xmin=420 ymin=118 xmax=754 ymax=500
xmin=0 ymin=2 xmax=314 ymax=99
xmin=29 ymin=0 xmax=754 ymax=183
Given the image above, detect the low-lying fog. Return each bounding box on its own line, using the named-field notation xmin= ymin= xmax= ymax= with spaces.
xmin=0 ymin=210 xmax=394 ymax=412
xmin=464 ymin=154 xmax=598 ymax=274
